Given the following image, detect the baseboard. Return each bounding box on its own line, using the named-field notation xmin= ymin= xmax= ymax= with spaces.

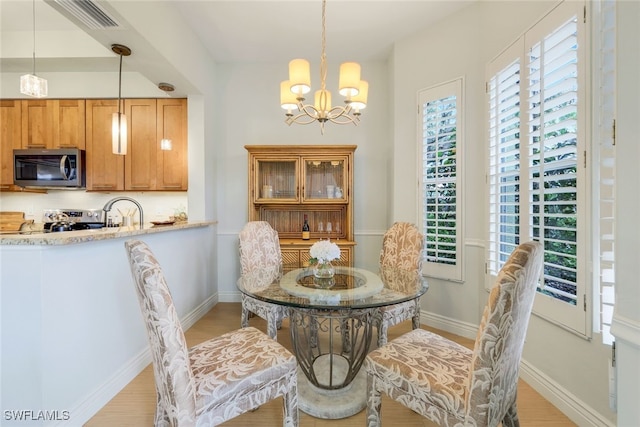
xmin=55 ymin=293 xmax=218 ymax=427
xmin=420 ymin=309 xmax=479 ymax=340
xmin=519 ymin=360 xmax=615 ymax=427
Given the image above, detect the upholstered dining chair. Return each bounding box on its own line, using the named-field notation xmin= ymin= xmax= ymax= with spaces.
xmin=239 ymin=221 xmax=289 ymax=340
xmin=376 ymin=221 xmax=425 ymax=347
xmin=364 ymin=240 xmax=543 ymax=427
xmin=125 ymin=239 xmax=298 ymax=427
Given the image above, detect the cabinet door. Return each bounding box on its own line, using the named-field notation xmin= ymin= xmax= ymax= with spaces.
xmin=21 ymin=100 xmax=53 ymax=149
xmin=302 ymin=156 xmax=349 ymax=202
xmin=156 ymin=99 xmax=187 ymax=190
xmin=252 ymin=157 xmax=300 ymax=203
xmin=0 ymin=100 xmax=22 ymax=188
xmin=125 ymin=99 xmax=157 ymax=191
xmin=86 ymin=100 xmax=124 ymax=191
xmin=53 ymin=100 xmax=85 ymax=149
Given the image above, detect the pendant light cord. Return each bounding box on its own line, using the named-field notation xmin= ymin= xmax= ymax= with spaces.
xmin=31 ymin=0 xmax=36 ymax=75
xmin=117 ymin=53 xmax=123 ymax=115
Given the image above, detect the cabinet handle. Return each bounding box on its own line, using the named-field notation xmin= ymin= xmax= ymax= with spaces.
xmin=92 ymin=185 xmax=115 ymax=189
xmin=160 ymin=185 xmax=182 ymax=189
xmin=129 ymin=185 xmax=151 ymax=189
xmin=26 ymin=144 xmax=46 ymax=148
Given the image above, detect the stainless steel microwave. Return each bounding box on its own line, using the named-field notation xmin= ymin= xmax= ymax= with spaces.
xmin=14 ymin=148 xmax=85 ymax=188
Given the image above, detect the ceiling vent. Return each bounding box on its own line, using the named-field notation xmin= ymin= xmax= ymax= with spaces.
xmin=52 ymin=0 xmax=121 ymax=30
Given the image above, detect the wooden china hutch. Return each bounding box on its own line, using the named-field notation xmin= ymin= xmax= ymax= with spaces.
xmin=245 ymin=145 xmax=356 ymax=268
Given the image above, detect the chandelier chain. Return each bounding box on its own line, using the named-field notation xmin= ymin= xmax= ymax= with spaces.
xmin=320 ymin=0 xmax=327 ymax=92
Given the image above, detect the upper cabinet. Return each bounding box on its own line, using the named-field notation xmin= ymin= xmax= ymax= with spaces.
xmin=246 ymin=145 xmax=356 ymax=246
xmin=85 ymin=99 xmax=124 ymax=191
xmin=0 ymin=100 xmax=22 ymax=189
xmin=156 ymin=99 xmax=188 ymax=191
xmin=86 ymin=98 xmax=188 ymax=192
xmin=21 ymin=100 xmax=86 ymax=149
xmin=2 ymin=98 xmax=187 ymax=192
xmin=250 ymin=151 xmax=350 ymax=204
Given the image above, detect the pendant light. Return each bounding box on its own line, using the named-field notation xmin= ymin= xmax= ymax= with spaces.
xmin=111 ymin=44 xmax=131 ymax=155
xmin=20 ymin=0 xmax=48 ymax=98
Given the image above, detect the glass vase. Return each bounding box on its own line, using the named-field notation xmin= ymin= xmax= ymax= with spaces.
xmin=313 ymin=260 xmax=335 ymax=279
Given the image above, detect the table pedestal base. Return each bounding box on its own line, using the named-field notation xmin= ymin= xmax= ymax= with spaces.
xmin=298 ymin=367 xmax=367 ymax=419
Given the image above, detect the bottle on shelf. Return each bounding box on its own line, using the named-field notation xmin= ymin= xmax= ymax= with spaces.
xmin=302 ymin=214 xmax=310 ymax=240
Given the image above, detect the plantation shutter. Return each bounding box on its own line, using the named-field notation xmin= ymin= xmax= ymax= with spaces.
xmin=596 ymin=0 xmax=616 ymax=345
xmin=487 ymin=1 xmax=587 ymax=335
xmin=419 ymin=79 xmax=463 ymax=281
xmin=487 ymin=40 xmax=523 ymax=288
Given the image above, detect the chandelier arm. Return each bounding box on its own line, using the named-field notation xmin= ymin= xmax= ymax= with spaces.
xmin=287 ymin=111 xmax=324 ymax=126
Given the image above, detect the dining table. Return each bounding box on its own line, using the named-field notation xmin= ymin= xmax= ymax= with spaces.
xmin=236 ymin=265 xmax=428 ymax=419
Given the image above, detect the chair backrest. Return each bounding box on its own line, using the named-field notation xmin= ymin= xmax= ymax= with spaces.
xmin=125 ymin=239 xmax=197 ymax=425
xmin=466 ymin=240 xmax=544 ymax=425
xmin=380 ymin=222 xmax=424 ymax=271
xmin=239 ymin=221 xmax=283 ymax=279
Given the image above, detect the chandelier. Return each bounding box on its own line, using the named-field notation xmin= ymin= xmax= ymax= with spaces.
xmin=20 ymin=0 xmax=48 ymax=98
xmin=280 ymin=0 xmax=368 ymax=134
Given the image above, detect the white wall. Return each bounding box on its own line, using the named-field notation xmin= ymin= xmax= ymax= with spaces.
xmin=391 ymin=1 xmax=616 ymax=426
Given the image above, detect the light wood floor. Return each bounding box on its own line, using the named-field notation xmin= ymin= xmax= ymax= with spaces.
xmin=86 ymin=302 xmax=576 ymax=426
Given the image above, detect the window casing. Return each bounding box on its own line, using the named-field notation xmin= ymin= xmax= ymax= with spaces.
xmin=418 ymin=78 xmax=463 ymax=282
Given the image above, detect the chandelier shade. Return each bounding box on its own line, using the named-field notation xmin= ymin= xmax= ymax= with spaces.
xmin=20 ymin=0 xmax=47 ymax=98
xmin=281 ymin=0 xmax=368 ymax=134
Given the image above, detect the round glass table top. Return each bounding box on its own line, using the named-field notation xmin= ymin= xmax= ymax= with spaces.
xmin=236 ymin=265 xmax=428 ymax=309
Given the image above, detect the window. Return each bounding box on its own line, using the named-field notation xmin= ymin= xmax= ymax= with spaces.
xmin=487 ymin=1 xmax=589 ymax=336
xmin=418 ymin=78 xmax=463 ymax=281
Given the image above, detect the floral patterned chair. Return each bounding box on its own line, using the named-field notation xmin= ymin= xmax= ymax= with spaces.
xmin=375 ymin=222 xmax=425 ymax=347
xmin=364 ymin=241 xmax=543 ymax=427
xmin=125 ymin=239 xmax=298 ymax=427
xmin=239 ymin=221 xmax=289 ymax=340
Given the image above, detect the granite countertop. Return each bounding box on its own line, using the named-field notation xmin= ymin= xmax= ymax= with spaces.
xmin=0 ymin=221 xmax=215 ymax=246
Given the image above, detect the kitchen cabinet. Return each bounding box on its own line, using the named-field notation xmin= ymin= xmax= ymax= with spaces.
xmin=156 ymin=99 xmax=188 ymax=190
xmin=0 ymin=100 xmax=22 ymax=189
xmin=86 ymin=98 xmax=188 ymax=191
xmin=86 ymin=99 xmax=124 ymax=191
xmin=125 ymin=99 xmax=157 ymax=191
xmin=21 ymin=100 xmax=86 ymax=149
xmin=246 ymin=145 xmax=356 ymax=266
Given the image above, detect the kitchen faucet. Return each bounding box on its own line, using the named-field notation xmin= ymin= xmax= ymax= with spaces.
xmin=102 ymin=197 xmax=144 ymax=229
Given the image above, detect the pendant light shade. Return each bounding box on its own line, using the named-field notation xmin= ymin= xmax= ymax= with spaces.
xmin=111 ymin=44 xmax=131 ymax=155
xmin=112 ymin=112 xmax=127 ymax=155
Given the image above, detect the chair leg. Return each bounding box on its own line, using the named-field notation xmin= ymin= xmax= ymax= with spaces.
xmin=366 ymin=373 xmax=382 ymax=427
xmin=282 ymin=381 xmax=299 ymax=427
xmin=411 ymin=301 xmax=420 ymax=330
xmin=154 ymin=394 xmax=171 ymax=427
xmin=241 ymin=303 xmax=250 ymax=329
xmin=502 ymin=400 xmax=520 ymax=427
xmin=377 ymin=321 xmax=389 ymax=348
xmin=266 ymin=313 xmax=279 ymax=341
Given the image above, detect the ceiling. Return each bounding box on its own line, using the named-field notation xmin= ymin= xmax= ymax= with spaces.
xmin=0 ymin=0 xmax=473 ymax=92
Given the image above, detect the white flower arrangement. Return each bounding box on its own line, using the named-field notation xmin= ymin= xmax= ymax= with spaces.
xmin=309 ymin=239 xmax=340 ymax=263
